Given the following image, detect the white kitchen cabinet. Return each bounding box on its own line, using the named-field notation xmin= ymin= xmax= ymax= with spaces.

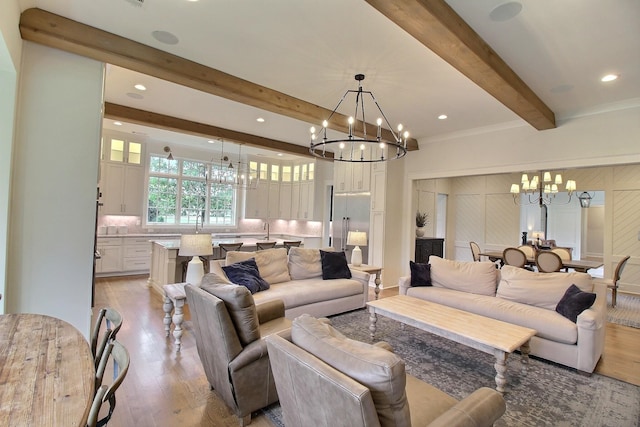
xmin=371 ymin=163 xmax=387 ymax=212
xmin=100 ymin=162 xmax=144 ymax=215
xmin=334 ymin=161 xmax=371 ymax=193
xmin=279 ymin=183 xmax=292 ymax=219
xmin=122 ymin=237 xmax=151 ymax=272
xmin=245 ymin=180 xmax=269 ymax=219
xmin=96 ymin=237 xmax=122 ymax=273
xmin=268 ymin=181 xmax=280 ymax=218
xmin=291 ymin=183 xmax=301 ymax=219
xmin=102 ymin=136 xmax=144 ymax=165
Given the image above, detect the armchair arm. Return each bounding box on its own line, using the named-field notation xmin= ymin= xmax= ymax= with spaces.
xmin=229 ymin=338 xmax=269 ymax=373
xmin=256 ymin=299 xmax=285 ymax=324
xmin=428 ymin=387 xmax=506 ymax=427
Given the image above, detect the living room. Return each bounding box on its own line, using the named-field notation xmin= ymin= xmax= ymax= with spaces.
xmin=1 ymin=1 xmax=639 ymax=425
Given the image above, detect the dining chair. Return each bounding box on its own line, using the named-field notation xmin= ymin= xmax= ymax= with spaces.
xmin=256 ymin=241 xmax=277 ymax=251
xmin=87 ymin=385 xmax=108 ymax=427
xmin=551 ymin=247 xmax=572 ymax=271
xmin=469 ymin=241 xmax=481 ymax=262
xmin=517 ymin=245 xmax=536 ymax=259
xmin=535 ymin=251 xmax=563 ymax=273
xmin=595 ymin=255 xmax=630 ymax=308
xmin=283 ymin=240 xmax=302 ymax=253
xmin=502 ymin=247 xmax=528 ymax=269
xmin=93 ymin=340 xmax=131 ymax=427
xmin=90 ymin=308 xmax=123 ymax=368
xmin=218 ymin=242 xmax=243 ymax=259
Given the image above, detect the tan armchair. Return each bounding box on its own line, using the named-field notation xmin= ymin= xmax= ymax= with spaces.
xmin=184 ymin=281 xmax=292 ymax=426
xmin=266 ymin=314 xmax=505 ymax=427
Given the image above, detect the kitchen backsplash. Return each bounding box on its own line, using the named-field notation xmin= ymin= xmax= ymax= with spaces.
xmin=97 ymin=215 xmax=322 ymax=236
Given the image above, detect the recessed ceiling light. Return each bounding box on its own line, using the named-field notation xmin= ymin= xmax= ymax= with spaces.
xmin=489 ymin=2 xmax=522 ymax=22
xmin=114 ymin=121 xmax=122 ymax=126
xmin=126 ymin=92 xmax=144 ymax=99
xmin=601 ymin=74 xmax=619 ymax=82
xmin=438 ymin=114 xmax=448 ymax=120
xmin=256 ymin=117 xmax=265 ymax=123
xmin=208 ymin=140 xmax=215 ymax=144
xmin=151 ymin=30 xmax=179 ymax=45
xmin=277 ymin=153 xmax=283 ymax=157
xmin=134 ymin=84 xmax=146 ymax=91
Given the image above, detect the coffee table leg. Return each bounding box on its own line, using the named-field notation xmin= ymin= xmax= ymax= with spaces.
xmin=374 ymin=272 xmax=381 ymax=300
xmin=163 ymin=295 xmax=174 ymax=337
xmin=493 ymin=349 xmax=508 ymax=394
xmin=520 ymin=340 xmax=531 ymax=367
xmin=368 ymin=309 xmax=378 ymax=341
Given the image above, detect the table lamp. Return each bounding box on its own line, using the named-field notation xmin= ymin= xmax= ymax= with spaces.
xmin=178 ymin=234 xmax=213 ymax=286
xmin=347 ymin=231 xmax=367 ymax=266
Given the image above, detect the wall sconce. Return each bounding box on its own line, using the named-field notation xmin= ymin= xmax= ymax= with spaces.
xmin=164 ymin=146 xmax=174 ymax=160
xmin=578 ymin=191 xmax=593 ymax=208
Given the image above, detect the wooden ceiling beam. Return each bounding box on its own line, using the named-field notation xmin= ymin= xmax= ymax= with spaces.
xmin=103 ymin=103 xmax=328 ymax=159
xmin=365 ymin=0 xmax=556 ymax=130
xmin=19 ymin=8 xmax=418 ymax=153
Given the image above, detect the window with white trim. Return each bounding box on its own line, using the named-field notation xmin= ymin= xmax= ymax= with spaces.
xmin=147 ymin=155 xmax=236 ymax=226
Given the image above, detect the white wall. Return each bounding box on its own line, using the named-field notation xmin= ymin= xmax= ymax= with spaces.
xmin=8 ymin=42 xmax=104 ymax=335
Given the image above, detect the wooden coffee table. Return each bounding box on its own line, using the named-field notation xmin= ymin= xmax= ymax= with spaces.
xmin=367 ymin=295 xmax=536 ymax=393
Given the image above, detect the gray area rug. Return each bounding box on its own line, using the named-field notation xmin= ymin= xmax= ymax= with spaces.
xmin=607 ymin=293 xmax=640 ymax=329
xmin=261 ymin=309 xmax=640 ymax=427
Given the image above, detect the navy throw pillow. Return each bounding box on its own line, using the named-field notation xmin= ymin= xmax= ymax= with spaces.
xmin=410 ymin=261 xmax=432 ymax=287
xmin=222 ymin=258 xmax=270 ymax=294
xmin=320 ymin=250 xmax=352 ymax=280
xmin=555 ymin=284 xmax=596 ymax=323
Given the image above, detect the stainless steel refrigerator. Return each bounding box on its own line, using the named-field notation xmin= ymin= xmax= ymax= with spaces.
xmin=331 ymin=193 xmax=371 ymax=264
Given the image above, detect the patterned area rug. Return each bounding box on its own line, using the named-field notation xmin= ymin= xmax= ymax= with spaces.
xmin=262 ymin=309 xmax=640 ymax=427
xmin=607 ymin=293 xmax=640 ymax=329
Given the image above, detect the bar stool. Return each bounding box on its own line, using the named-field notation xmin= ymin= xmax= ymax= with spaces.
xmin=283 ymin=240 xmax=302 ymax=253
xmin=256 ymin=241 xmax=277 ymax=251
xmin=218 ymin=242 xmax=243 ymax=259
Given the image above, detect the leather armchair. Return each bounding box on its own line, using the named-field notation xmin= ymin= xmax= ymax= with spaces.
xmin=266 ymin=314 xmax=505 ymax=427
xmin=185 ymin=282 xmax=291 ymax=426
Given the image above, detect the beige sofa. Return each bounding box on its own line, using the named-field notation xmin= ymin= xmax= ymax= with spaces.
xmin=399 ymin=256 xmax=606 ymax=373
xmin=208 ymin=247 xmax=370 ymax=319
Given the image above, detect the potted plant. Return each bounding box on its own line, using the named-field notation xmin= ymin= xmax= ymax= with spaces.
xmin=415 ymin=211 xmax=429 ymax=237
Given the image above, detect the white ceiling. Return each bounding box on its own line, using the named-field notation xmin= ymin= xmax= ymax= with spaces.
xmin=19 ymin=0 xmax=640 ymax=157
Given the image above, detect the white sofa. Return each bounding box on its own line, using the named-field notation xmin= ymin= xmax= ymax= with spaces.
xmin=208 ymin=247 xmax=370 ymax=319
xmin=399 ymin=256 xmax=606 ymax=373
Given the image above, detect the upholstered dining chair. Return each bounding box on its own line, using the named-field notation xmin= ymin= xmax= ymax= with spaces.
xmin=185 ymin=281 xmax=292 ymax=426
xmin=92 ymin=340 xmax=130 ymax=427
xmin=517 ymin=245 xmax=536 ymax=259
xmin=218 ymin=242 xmax=243 ymax=259
xmin=469 ymin=241 xmax=482 ymax=262
xmin=90 ymin=307 xmax=123 ymax=368
xmin=595 ymin=255 xmax=630 ymax=308
xmin=283 ymin=240 xmax=302 ymax=253
xmin=535 ymin=251 xmax=563 ymax=273
xmin=256 ymin=241 xmax=277 ymax=251
xmin=551 ymin=247 xmax=572 ymax=271
xmin=502 ymin=247 xmax=528 ymax=269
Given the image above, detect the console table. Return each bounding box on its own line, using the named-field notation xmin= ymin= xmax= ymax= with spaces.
xmin=415 ymin=237 xmax=444 ymax=263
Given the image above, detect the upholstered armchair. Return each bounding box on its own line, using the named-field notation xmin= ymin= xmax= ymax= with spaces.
xmin=266 ymin=314 xmax=506 ymax=427
xmin=184 ymin=281 xmax=292 ymax=426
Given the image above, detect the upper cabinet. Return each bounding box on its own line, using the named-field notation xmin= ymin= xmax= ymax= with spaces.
xmin=334 ymin=161 xmax=371 ymax=193
xmin=99 ymin=136 xmax=145 ymax=215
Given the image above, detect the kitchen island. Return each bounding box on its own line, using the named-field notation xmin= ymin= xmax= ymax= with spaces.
xmin=148 ymin=236 xmax=319 ymax=295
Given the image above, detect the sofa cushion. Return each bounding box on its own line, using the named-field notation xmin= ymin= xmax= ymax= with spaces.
xmin=222 ymin=258 xmax=270 ymax=294
xmin=406 ymin=286 xmax=579 ymax=344
xmin=409 ymin=261 xmax=431 ymax=287
xmin=428 ymin=256 xmax=498 ymax=296
xmin=292 ymin=314 xmax=410 ymax=427
xmin=288 ymin=247 xmax=334 ymax=280
xmin=253 ymin=277 xmax=364 ymax=310
xmin=497 ymin=265 xmax=593 ymax=310
xmin=556 ymin=284 xmax=597 ymax=323
xmin=226 ymin=248 xmax=291 ymax=284
xmin=320 ymin=250 xmax=352 ymax=280
xmin=200 ymin=282 xmax=260 ymax=346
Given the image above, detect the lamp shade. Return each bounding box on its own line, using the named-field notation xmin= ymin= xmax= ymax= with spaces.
xmin=178 ymin=234 xmax=213 ymax=257
xmin=347 ymin=231 xmax=367 ymax=247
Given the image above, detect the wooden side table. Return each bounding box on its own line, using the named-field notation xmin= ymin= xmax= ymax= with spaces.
xmin=349 ymin=264 xmax=383 ymax=299
xmin=163 ymin=283 xmax=187 ymax=352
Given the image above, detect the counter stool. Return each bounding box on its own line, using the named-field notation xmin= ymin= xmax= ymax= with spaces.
xmin=217 ymin=242 xmax=243 ymax=259
xmin=256 ymin=241 xmax=276 ymax=251
xmin=163 ymin=283 xmax=187 ymax=352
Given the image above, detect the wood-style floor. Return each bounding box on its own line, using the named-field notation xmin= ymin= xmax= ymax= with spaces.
xmin=94 ymin=275 xmax=640 ymax=427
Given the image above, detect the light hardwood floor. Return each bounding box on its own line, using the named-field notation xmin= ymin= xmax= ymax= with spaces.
xmin=94 ymin=275 xmax=640 ymax=426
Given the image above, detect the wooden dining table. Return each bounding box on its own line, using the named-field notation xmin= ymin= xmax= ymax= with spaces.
xmin=480 ymin=250 xmax=604 ymax=273
xmin=0 ymin=313 xmax=95 ymax=427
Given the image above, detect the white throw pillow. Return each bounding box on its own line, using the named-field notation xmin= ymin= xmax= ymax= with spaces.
xmin=226 ymin=248 xmax=291 ymax=284
xmin=287 ymin=247 xmax=334 ymax=280
xmin=428 ymin=256 xmax=499 ymax=296
xmin=496 ymin=265 xmax=593 ymax=310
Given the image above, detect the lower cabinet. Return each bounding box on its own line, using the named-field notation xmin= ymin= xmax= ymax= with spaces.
xmin=96 ymin=236 xmax=151 ymax=276
xmin=415 ymin=238 xmax=445 ymax=263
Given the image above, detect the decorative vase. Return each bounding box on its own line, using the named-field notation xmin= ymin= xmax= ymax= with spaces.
xmin=416 ymin=228 xmax=425 ymax=237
